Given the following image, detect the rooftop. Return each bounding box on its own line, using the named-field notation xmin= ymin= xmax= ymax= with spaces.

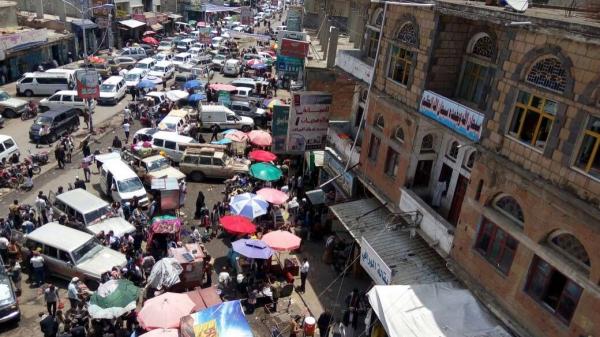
xmin=305 ymin=29 xmax=356 ymax=69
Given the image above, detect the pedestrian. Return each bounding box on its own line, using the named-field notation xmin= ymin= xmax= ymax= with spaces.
xmin=123 ymin=121 xmax=131 ymax=143
xmin=112 ymin=135 xmax=123 ymax=150
xmin=194 ymin=191 xmax=205 ymax=219
xmin=9 ymin=260 xmax=21 ymax=294
xmin=342 ymin=307 xmax=359 ymax=337
xmin=317 ymin=311 xmax=333 ymax=337
xmin=81 ymin=158 xmax=92 ymax=182
xmin=39 ymin=312 xmax=59 ymax=337
xmin=162 ymin=78 xmax=167 ymax=91
xmin=299 ymin=257 xmax=309 ymax=293
xmin=44 ymin=283 xmax=59 ymax=316
xmin=35 ymin=191 xmax=48 ymax=226
xmin=130 ymin=86 xmax=137 ymax=101
xmin=0 ymin=235 xmax=8 ymax=263
xmin=31 ymin=250 xmax=45 ymax=287
xmin=67 ymin=277 xmax=80 ymax=309
xmin=55 ymin=145 xmax=66 ymax=169
xmin=81 ymin=139 xmax=91 ymax=158
xmin=210 ymin=125 xmax=219 ymax=142
xmin=74 ymin=176 xmax=86 ymax=190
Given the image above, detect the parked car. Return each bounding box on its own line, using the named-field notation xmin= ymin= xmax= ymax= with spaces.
xmin=138 ymin=44 xmax=156 ymax=56
xmin=98 ymin=76 xmax=127 ymax=105
xmin=16 ymin=72 xmax=75 ymax=97
xmin=148 ymin=61 xmax=176 ymax=81
xmin=0 ymin=257 xmax=20 ymax=323
xmin=39 ymin=90 xmax=94 ymax=115
xmin=89 ymin=61 xmax=112 ymax=79
xmin=119 ymin=47 xmax=147 ymax=61
xmin=0 ymin=89 xmax=28 ymax=118
xmin=153 ymin=53 xmax=174 ymax=63
xmin=124 ymin=68 xmax=148 ymax=89
xmin=0 ymin=134 xmax=19 ymax=162
xmin=179 ymin=146 xmax=250 ymax=182
xmin=29 ymin=108 xmax=80 ymax=144
xmin=173 ymin=72 xmax=197 ymax=89
xmin=223 ymin=59 xmax=241 ymax=77
xmin=108 ymin=56 xmax=137 ymax=74
xmin=121 ymin=150 xmax=186 ymax=186
xmin=98 ymin=159 xmax=149 ymax=207
xmin=199 ymin=105 xmax=254 ymax=132
xmin=24 ymin=222 xmax=127 ymax=287
xmin=210 ymin=55 xmax=226 ymax=70
xmin=157 ymin=40 xmax=174 ymax=52
xmin=230 ymin=100 xmax=267 ymax=126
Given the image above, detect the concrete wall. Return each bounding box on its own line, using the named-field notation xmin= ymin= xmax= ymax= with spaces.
xmin=305 ymin=67 xmax=357 ymax=120
xmin=0 ymin=1 xmax=18 ymax=28
xmin=19 ymin=0 xmax=82 ymax=18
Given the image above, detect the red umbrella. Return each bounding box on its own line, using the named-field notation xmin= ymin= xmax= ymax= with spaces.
xmin=209 ymin=83 xmax=237 ymax=92
xmin=220 ymin=215 xmax=256 ymax=235
xmin=142 ymin=36 xmax=159 ymax=45
xmin=143 ymin=31 xmax=156 ymax=36
xmin=248 ymin=150 xmax=277 ymax=162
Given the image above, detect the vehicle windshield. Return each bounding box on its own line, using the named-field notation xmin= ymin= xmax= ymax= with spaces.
xmin=117 ymin=177 xmax=143 ymax=193
xmin=100 ymin=84 xmax=115 ymax=92
xmin=136 ymin=64 xmax=150 ymax=69
xmin=159 ymin=41 xmax=171 ymax=46
xmin=174 ymin=56 xmax=186 ymax=62
xmin=0 ymin=91 xmax=9 ymax=101
xmin=125 ymin=73 xmax=141 ymax=81
xmin=84 ymin=205 xmax=112 ymax=224
xmin=34 ymin=116 xmax=53 ymax=125
xmin=146 ymin=157 xmax=170 ymax=172
xmin=0 ymin=274 xmax=15 ymax=306
xmin=152 ymin=66 xmax=166 ymax=72
xmin=71 ymin=239 xmax=102 ymax=263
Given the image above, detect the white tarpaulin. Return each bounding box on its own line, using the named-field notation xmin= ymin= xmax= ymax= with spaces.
xmin=367 ymin=283 xmax=512 ymax=337
xmin=147 ymin=258 xmax=183 ymax=289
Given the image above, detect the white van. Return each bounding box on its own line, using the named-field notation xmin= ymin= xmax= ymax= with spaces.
xmin=223 ymin=59 xmax=241 ymax=77
xmin=45 ymin=69 xmax=77 ymax=85
xmin=16 ymin=72 xmax=75 ymax=97
xmin=151 ymin=131 xmax=197 ymax=162
xmin=99 ymin=159 xmax=149 ymax=207
xmin=49 ymin=188 xmax=136 ymax=237
xmin=98 ymin=76 xmax=127 ymax=105
xmin=200 ymin=105 xmax=254 ymax=132
xmin=172 ymin=53 xmax=192 ymax=67
xmin=158 ymin=115 xmax=186 ymax=133
xmin=135 ymin=57 xmax=157 ymax=71
xmin=124 ymin=68 xmax=148 ymax=88
xmin=148 ymin=61 xmax=175 ymax=80
xmin=231 ymin=78 xmax=257 ymax=91
xmin=176 ymin=38 xmax=195 ymax=52
xmin=39 ymin=90 xmax=94 ymax=114
xmin=0 ymin=135 xmax=19 ymax=162
xmin=211 ymin=37 xmax=224 ymax=48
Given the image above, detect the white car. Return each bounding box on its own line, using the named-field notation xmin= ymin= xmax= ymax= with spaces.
xmin=211 ymin=54 xmax=227 ymax=70
xmin=148 ymin=61 xmax=175 ymax=80
xmin=98 ymin=76 xmax=127 ymax=105
xmin=157 ymin=41 xmax=174 ymax=52
xmin=172 ymin=52 xmax=192 ymax=67
xmin=153 ymin=53 xmax=174 ymax=63
xmin=124 ymin=68 xmax=148 ymax=88
xmin=39 ymin=90 xmax=94 ymax=114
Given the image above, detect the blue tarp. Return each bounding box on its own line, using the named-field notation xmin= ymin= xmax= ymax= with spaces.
xmin=180 ymin=300 xmax=253 ymax=337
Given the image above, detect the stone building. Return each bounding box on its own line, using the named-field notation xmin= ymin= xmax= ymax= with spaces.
xmin=336 ymin=1 xmax=600 ymax=337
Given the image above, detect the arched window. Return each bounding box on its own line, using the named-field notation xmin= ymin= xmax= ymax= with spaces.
xmin=493 ymin=195 xmax=525 ymax=227
xmin=375 ymin=115 xmax=385 ymax=129
xmin=458 ymin=33 xmax=496 ymax=106
xmin=420 ymin=134 xmax=434 ymax=153
xmin=394 ymin=127 xmax=405 ymax=143
xmin=526 ymin=57 xmax=567 ymax=93
xmin=463 ymin=151 xmax=476 ymax=170
xmin=469 ymin=34 xmax=495 ymax=59
xmin=548 ymin=232 xmax=591 ymax=270
xmin=372 ymin=8 xmax=384 ymax=26
xmin=387 ymin=22 xmax=417 ymax=86
xmin=447 ymin=141 xmax=459 ymax=160
xmin=396 ymin=22 xmax=417 ymax=47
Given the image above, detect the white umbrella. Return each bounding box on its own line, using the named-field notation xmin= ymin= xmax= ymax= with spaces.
xmin=230 ymin=193 xmax=269 ymax=219
xmin=166 ymin=90 xmax=189 ymax=101
xmin=147 ymin=258 xmax=183 ymax=289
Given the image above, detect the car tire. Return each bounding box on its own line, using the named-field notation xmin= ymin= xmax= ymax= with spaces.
xmin=3 ymin=109 xmax=16 ymax=118
xmin=24 ymin=90 xmax=33 ymax=97
xmin=190 ymin=171 xmax=205 ymax=182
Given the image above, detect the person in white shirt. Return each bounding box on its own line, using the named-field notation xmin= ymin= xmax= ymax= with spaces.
xmin=0 ymin=236 xmax=9 ymax=262
xmin=67 ymin=277 xmax=81 ymax=309
xmin=30 ymin=251 xmax=45 ymax=287
xmin=218 ymin=267 xmax=231 ymax=287
xmin=123 ymin=122 xmax=131 ymax=143
xmin=34 ymin=193 xmax=47 ymax=225
xmin=299 ymin=257 xmax=309 ymax=293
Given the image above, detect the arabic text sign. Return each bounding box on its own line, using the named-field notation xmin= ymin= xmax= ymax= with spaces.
xmin=272 ymin=105 xmax=290 ymax=153
xmin=360 ymin=237 xmax=392 ymax=285
xmin=286 ymin=92 xmax=332 ymax=153
xmin=75 ymin=70 xmax=100 ymax=99
xmin=0 ymin=29 xmax=48 ymax=52
xmin=419 ymin=90 xmax=485 ymax=141
xmin=324 ymin=151 xmax=355 ymax=196
xmin=280 ymin=38 xmax=309 ymax=59
xmin=276 ymin=55 xmax=303 ymax=78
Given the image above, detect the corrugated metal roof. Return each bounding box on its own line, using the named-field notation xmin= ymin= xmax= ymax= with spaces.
xmin=330 ymin=198 xmax=455 ymax=285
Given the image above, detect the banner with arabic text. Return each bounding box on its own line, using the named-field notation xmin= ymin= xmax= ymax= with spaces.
xmin=287 ymin=92 xmax=332 ymax=153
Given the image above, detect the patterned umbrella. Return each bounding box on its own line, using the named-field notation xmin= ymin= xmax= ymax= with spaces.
xmin=209 ymin=83 xmax=237 ymax=91
xmin=230 ymin=193 xmax=269 ymax=219
xmin=88 ymin=279 xmax=140 ymax=319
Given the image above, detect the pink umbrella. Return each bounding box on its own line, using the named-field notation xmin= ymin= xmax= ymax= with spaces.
xmin=256 ymin=188 xmax=289 ymax=205
xmin=140 ymin=329 xmax=179 ymax=337
xmin=248 ymin=130 xmax=272 ymax=146
xmin=246 ymin=59 xmax=264 ymax=67
xmin=209 ymin=83 xmax=237 ymax=91
xmin=262 ymin=230 xmax=302 ymax=251
xmin=138 ymin=292 xmax=195 ymax=330
xmin=224 ymin=130 xmax=249 ymax=142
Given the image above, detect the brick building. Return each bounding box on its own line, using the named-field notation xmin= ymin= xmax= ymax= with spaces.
xmin=325 ymin=1 xmax=600 ymax=337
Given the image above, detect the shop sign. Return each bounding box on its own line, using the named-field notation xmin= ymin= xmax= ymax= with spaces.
xmin=286 ymin=91 xmax=332 ymax=153
xmin=271 ymin=105 xmax=290 ymax=153
xmin=280 ymin=38 xmax=309 ymax=59
xmin=419 ymin=90 xmax=484 ymax=142
xmin=75 ymin=69 xmax=100 ymax=99
xmin=286 ymin=6 xmax=303 ymax=32
xmin=324 ymin=150 xmax=355 ymax=196
xmin=276 ymin=55 xmax=303 ymax=78
xmin=241 ymin=6 xmax=253 ymax=25
xmin=0 ymin=29 xmax=48 ymax=54
xmin=360 ymin=237 xmax=392 ymax=285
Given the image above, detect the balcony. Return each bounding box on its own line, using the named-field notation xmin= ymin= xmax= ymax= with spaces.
xmin=326 ymin=122 xmax=361 ymax=167
xmin=335 ymin=49 xmax=374 ymax=84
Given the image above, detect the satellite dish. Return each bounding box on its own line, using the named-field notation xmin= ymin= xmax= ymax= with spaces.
xmin=505 ymin=0 xmax=529 ymax=12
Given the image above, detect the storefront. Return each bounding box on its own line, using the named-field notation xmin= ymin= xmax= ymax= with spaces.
xmin=319 ymin=148 xmax=357 ymax=203
xmin=118 ymin=19 xmax=146 ymax=42
xmin=70 ymin=19 xmax=99 ymax=58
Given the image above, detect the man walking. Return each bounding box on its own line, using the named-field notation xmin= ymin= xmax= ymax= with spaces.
xmin=39 ymin=312 xmax=59 ymax=337
xmin=44 ymin=283 xmax=59 ymax=316
xmin=123 ymin=121 xmax=131 ymax=143
xmin=67 ymin=277 xmax=81 ymax=309
xmin=299 ymin=257 xmax=309 ymax=293
xmin=37 ymin=124 xmax=50 ymax=148
xmin=30 ymin=251 xmax=45 ymax=287
xmin=55 ymin=145 xmax=66 ymax=169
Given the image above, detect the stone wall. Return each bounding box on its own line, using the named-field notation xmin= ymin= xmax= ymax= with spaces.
xmin=305 ymin=67 xmax=358 ymax=120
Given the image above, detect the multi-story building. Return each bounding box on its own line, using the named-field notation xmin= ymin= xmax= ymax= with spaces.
xmin=325 ymin=1 xmax=599 ymax=336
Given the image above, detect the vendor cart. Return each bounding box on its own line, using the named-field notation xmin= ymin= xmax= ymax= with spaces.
xmin=168 ymin=243 xmax=205 ymax=291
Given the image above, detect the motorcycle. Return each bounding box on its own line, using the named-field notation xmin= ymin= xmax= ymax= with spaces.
xmin=0 ymin=172 xmax=19 ymax=189
xmin=27 ymin=148 xmax=49 ymax=165
xmin=21 ymin=158 xmax=42 ymax=175
xmin=21 ymin=103 xmax=38 ymax=120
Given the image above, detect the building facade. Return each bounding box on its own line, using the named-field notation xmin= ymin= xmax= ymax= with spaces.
xmin=336 ymin=1 xmax=599 ymax=337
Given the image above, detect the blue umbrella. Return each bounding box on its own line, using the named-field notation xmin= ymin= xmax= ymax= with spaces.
xmin=184 ymin=80 xmax=203 ymax=90
xmin=230 ymin=193 xmax=269 ymax=219
xmin=188 ymin=93 xmax=206 ymax=102
xmin=251 ymin=63 xmax=267 ymax=70
xmin=211 ymin=138 xmax=232 ymax=145
xmin=137 ymin=80 xmax=156 ymax=89
xmin=231 ymin=239 xmax=273 ymax=259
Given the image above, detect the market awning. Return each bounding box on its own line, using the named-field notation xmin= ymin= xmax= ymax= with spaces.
xmin=305 ymin=189 xmax=326 ymax=205
xmin=71 ymin=19 xmax=98 ymax=30
xmin=367 ymin=283 xmax=512 ymax=337
xmin=168 ymin=13 xmax=183 ymax=19
xmin=119 ymin=19 xmax=146 ymax=29
xmin=151 ymin=23 xmax=164 ymax=31
xmin=329 ymin=198 xmax=454 ymax=284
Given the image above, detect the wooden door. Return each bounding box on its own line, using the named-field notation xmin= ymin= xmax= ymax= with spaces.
xmin=448 ymin=174 xmax=469 ymax=226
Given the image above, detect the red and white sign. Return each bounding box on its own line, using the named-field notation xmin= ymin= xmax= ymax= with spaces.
xmin=75 ymin=70 xmax=100 ymax=99
xmin=280 ymin=38 xmax=309 ymax=59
